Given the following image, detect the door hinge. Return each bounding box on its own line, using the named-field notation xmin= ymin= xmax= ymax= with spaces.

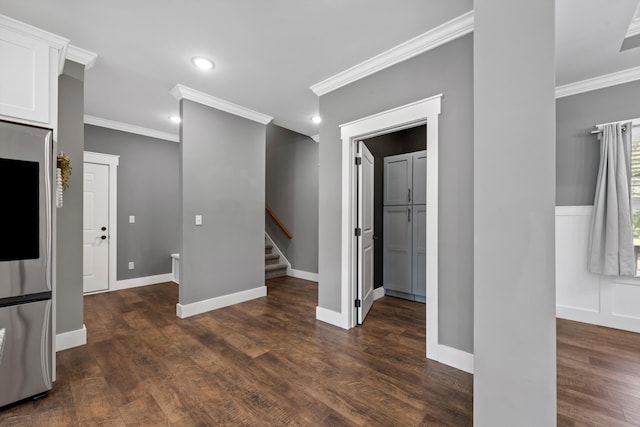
xmin=355 ymin=156 xmax=362 ymax=166
xmin=355 ymin=228 xmax=362 ymax=237
xmin=355 ymin=299 xmax=362 ymax=308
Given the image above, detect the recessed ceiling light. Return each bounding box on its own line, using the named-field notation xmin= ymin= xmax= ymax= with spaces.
xmin=191 ymin=56 xmax=214 ymax=71
xmin=169 ymin=115 xmax=181 ymax=124
xmin=311 ymin=116 xmax=322 ymax=124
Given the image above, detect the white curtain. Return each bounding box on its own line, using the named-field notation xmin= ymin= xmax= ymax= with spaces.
xmin=588 ymin=122 xmax=635 ymax=276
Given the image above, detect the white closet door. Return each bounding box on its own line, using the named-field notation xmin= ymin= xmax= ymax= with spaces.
xmin=383 ymin=205 xmax=412 ymax=294
xmin=383 ymin=153 xmax=412 ymax=205
xmin=412 ymin=204 xmax=427 ymax=299
xmin=357 ymin=142 xmax=375 ymax=324
xmin=412 ymin=151 xmax=427 ymax=205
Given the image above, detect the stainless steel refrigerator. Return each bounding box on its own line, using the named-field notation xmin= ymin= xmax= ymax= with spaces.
xmin=0 ymin=120 xmax=53 ymax=407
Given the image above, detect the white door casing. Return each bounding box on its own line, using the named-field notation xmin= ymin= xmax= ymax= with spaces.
xmin=357 ymin=141 xmax=375 ymax=323
xmin=336 ymin=94 xmax=441 ymax=362
xmin=83 ymin=162 xmax=109 ymax=293
xmin=83 ymin=151 xmax=119 ymax=294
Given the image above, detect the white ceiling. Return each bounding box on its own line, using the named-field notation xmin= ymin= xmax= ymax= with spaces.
xmin=1 ymin=1 xmax=640 ymax=138
xmin=556 ymin=0 xmax=640 ymax=86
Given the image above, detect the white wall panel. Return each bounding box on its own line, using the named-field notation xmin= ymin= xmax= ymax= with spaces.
xmin=556 ymin=206 xmax=640 ymax=333
xmin=555 ymin=207 xmax=600 ymax=312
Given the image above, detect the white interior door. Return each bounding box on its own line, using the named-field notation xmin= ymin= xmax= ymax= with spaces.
xmin=83 ymin=162 xmax=109 ymax=293
xmin=357 ymin=142 xmax=375 ymax=324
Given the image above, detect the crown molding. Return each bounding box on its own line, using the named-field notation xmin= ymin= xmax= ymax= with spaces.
xmin=84 ymin=115 xmax=179 ymax=142
xmin=627 ymin=18 xmax=640 ymax=38
xmin=310 ymin=134 xmax=319 ymax=143
xmin=170 ymin=84 xmax=273 ymax=125
xmin=309 ymin=11 xmax=473 ymax=96
xmin=555 ymin=66 xmax=640 ymax=98
xmin=66 ymin=45 xmax=97 ymax=70
xmin=0 ymin=14 xmax=69 ymax=74
xmin=626 ymin=4 xmax=640 ymax=38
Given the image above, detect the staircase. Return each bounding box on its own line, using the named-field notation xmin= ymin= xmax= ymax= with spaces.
xmin=265 ymin=243 xmax=287 ymax=279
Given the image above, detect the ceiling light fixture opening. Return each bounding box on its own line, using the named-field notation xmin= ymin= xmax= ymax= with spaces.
xmin=311 ymin=116 xmax=322 ymax=124
xmin=191 ymin=56 xmax=215 ymax=71
xmin=169 ymin=115 xmax=182 ymax=124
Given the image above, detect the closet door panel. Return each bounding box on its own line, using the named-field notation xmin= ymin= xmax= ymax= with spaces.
xmin=383 ymin=205 xmax=412 ymax=294
xmin=412 ymin=151 xmax=427 ymax=205
xmin=412 ymin=204 xmax=427 ymax=298
xmin=383 ymin=154 xmax=412 ymax=205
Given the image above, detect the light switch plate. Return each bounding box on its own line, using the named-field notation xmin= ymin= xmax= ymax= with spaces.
xmin=128 ymin=262 xmax=134 ymax=270
xmin=195 ymin=215 xmax=202 ymax=225
xmin=129 ymin=216 xmax=135 ymax=223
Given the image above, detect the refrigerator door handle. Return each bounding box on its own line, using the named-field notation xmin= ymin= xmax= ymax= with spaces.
xmin=44 ymin=131 xmax=52 ymax=292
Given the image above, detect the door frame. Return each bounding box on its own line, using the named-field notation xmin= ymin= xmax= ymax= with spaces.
xmin=84 ymin=151 xmax=119 ymax=292
xmin=339 ymin=94 xmax=441 ymax=361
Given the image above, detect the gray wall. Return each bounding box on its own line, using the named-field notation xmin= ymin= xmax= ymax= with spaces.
xmin=557 ymin=79 xmax=640 ymax=206
xmin=56 ymin=60 xmax=85 ymax=334
xmin=84 ymin=125 xmax=179 ymax=280
xmin=318 ymin=34 xmax=474 ymax=353
xmin=363 ymin=125 xmax=426 ymax=290
xmin=265 ymin=124 xmax=318 ymax=273
xmin=180 ymin=100 xmax=265 ymax=305
xmin=474 ymin=1 xmax=556 ymax=424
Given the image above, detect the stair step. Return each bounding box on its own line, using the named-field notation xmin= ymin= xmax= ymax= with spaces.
xmin=265 ymin=253 xmax=280 ymax=265
xmin=265 ymin=263 xmax=287 ymax=279
xmin=265 ymin=244 xmax=273 ymax=254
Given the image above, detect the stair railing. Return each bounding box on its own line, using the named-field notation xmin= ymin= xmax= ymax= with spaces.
xmin=265 ymin=205 xmax=292 ymax=239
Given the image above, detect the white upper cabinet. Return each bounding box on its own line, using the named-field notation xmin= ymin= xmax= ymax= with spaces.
xmin=0 ymin=15 xmax=68 ymax=126
xmin=383 ymin=150 xmax=427 ymax=206
xmin=383 ymin=153 xmax=412 ymax=205
xmin=412 ymin=151 xmax=427 ymax=205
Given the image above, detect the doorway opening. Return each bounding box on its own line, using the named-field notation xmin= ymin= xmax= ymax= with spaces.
xmin=339 ymin=95 xmax=441 ymax=360
xmin=360 ymin=125 xmax=427 ymax=310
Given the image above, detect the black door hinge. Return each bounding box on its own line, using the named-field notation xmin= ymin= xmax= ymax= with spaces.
xmin=355 ymin=228 xmax=362 ymax=237
xmin=355 ymin=299 xmax=362 ymax=308
xmin=355 ymin=156 xmax=362 ymax=165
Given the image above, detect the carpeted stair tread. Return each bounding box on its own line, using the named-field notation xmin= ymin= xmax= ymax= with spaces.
xmin=265 ymin=263 xmax=287 ymax=272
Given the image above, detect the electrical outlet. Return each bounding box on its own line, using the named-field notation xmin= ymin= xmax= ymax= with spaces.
xmin=195 ymin=215 xmax=202 ymax=225
xmin=128 ymin=262 xmax=134 ymax=270
xmin=129 ymin=216 xmax=135 ymax=223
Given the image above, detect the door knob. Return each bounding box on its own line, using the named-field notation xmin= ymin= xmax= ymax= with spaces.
xmin=101 ymin=226 xmax=107 ymax=231
xmin=101 ymin=235 xmax=107 ymax=240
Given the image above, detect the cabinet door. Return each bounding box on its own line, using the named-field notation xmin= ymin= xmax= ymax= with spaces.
xmin=412 ymin=204 xmax=427 ymax=298
xmin=383 ymin=205 xmax=412 ymax=294
xmin=412 ymin=151 xmax=427 ymax=205
xmin=0 ymin=29 xmax=50 ymax=123
xmin=383 ymin=153 xmax=412 ymax=205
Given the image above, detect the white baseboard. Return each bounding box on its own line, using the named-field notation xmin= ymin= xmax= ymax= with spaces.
xmin=113 ymin=273 xmax=175 ymax=291
xmin=557 ymin=305 xmax=640 ymax=334
xmin=437 ymin=344 xmax=474 ymax=374
xmin=56 ymin=324 xmax=87 ymax=352
xmin=176 ymin=286 xmax=267 ymax=319
xmin=374 ymin=287 xmax=385 ymax=300
xmin=287 ymin=268 xmax=319 ymax=282
xmin=315 ymin=306 xmax=349 ymax=329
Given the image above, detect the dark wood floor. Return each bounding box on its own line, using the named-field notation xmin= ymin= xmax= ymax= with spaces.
xmin=1 ymin=277 xmax=640 ymax=426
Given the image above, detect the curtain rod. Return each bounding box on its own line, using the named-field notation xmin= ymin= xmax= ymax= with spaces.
xmin=590 ymin=125 xmax=627 ymax=135
xmin=590 ymin=118 xmax=640 ymax=134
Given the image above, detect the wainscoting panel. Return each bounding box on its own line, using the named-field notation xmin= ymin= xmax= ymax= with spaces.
xmin=556 ymin=206 xmax=640 ymax=333
xmin=611 ymin=282 xmax=640 ymax=320
xmin=555 ymin=207 xmax=600 ymax=312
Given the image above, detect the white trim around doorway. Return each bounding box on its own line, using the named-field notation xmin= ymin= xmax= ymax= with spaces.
xmin=337 ymin=94 xmax=441 ymax=362
xmin=84 ymin=151 xmax=119 ymax=292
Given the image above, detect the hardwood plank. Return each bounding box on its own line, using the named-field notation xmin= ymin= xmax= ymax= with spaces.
xmin=5 ymin=278 xmax=640 ymax=426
